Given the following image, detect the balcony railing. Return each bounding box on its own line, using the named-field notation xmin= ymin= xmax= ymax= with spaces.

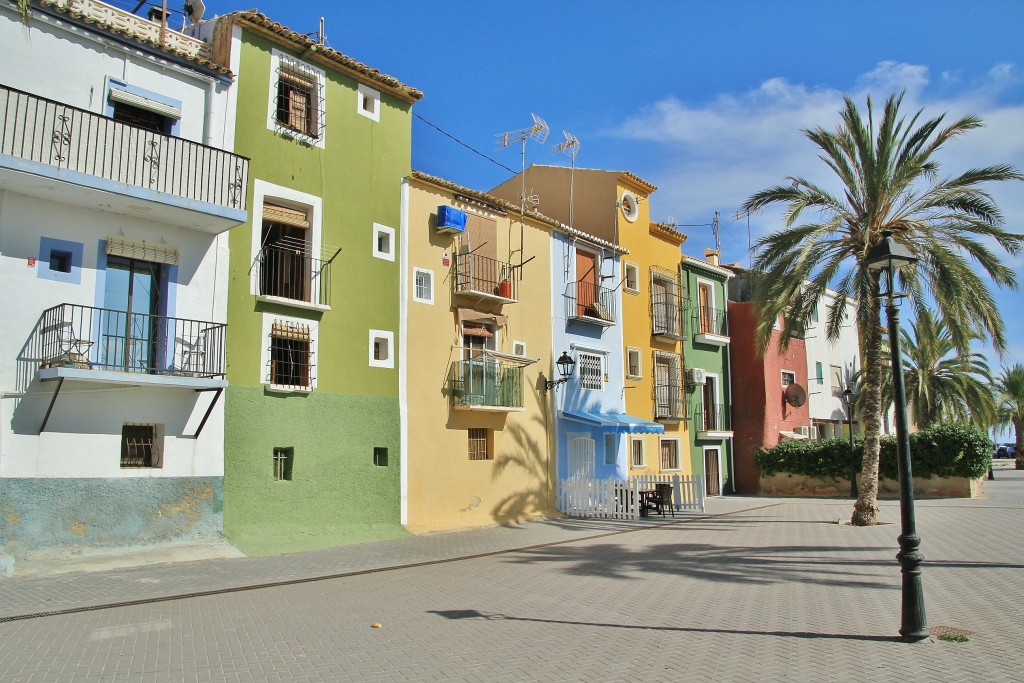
xmin=30 ymin=303 xmax=226 ymax=378
xmin=254 ymin=245 xmax=332 ymax=307
xmin=453 ymin=251 xmax=517 ymax=302
xmin=652 ymin=291 xmax=688 ymax=339
xmin=691 ymin=402 xmax=732 ymax=433
xmin=693 ymin=305 xmax=729 ymax=337
xmin=448 ymin=356 xmax=524 ymax=410
xmin=565 ymin=281 xmax=617 ymax=325
xmin=654 ymin=384 xmax=684 ymax=421
xmin=0 ymin=84 xmax=248 ymax=212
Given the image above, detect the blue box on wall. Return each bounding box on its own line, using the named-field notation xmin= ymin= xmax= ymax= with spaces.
xmin=436 ymin=205 xmax=467 ymax=234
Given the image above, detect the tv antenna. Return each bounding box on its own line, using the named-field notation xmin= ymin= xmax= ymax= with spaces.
xmin=496 ymin=113 xmax=550 ymax=266
xmin=183 ymin=0 xmax=205 ymax=25
xmin=552 ymin=131 xmax=580 ymax=230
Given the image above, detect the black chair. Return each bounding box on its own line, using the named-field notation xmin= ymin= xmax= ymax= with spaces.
xmin=653 ymin=483 xmax=675 ymax=517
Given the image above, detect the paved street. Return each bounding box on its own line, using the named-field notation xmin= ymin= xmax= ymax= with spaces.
xmin=2 ymin=464 xmax=1022 ymax=682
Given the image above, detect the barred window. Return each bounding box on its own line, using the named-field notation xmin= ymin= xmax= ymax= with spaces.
xmin=270 ymin=50 xmax=325 ymax=142
xmin=579 ymin=352 xmax=603 ymax=390
xmin=273 ymin=447 xmax=294 ymax=481
xmin=269 ymin=321 xmax=313 ymax=388
xmin=121 ymin=423 xmax=161 ymax=468
xmin=653 ymin=352 xmax=683 ymax=419
xmin=468 ymin=428 xmax=491 ymax=461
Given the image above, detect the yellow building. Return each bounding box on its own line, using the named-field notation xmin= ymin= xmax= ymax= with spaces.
xmin=490 ymin=165 xmax=691 ymax=476
xmin=401 ymin=172 xmax=560 ymax=532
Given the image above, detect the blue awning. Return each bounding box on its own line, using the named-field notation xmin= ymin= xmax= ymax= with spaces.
xmin=560 ymin=409 xmax=665 ymax=434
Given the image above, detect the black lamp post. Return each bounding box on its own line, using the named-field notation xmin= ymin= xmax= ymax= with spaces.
xmin=544 ymin=351 xmax=576 ymax=392
xmin=842 ymin=387 xmax=857 ymax=498
xmin=864 ymin=229 xmax=928 ymax=642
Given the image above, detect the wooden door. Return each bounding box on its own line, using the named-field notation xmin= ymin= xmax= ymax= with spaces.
xmin=704 ymin=448 xmax=721 ymax=496
xmin=702 ymin=377 xmax=716 ymax=430
xmin=576 ymin=250 xmax=597 ymax=316
xmin=698 ymin=282 xmax=712 ymax=333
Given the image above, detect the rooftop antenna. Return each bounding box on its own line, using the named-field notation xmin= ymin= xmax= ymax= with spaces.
xmin=713 ymin=210 xmax=721 ymax=254
xmin=552 ymin=131 xmax=580 ymax=231
xmin=495 ymin=113 xmax=550 ymax=268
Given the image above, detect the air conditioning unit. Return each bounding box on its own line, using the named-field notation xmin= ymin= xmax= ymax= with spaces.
xmin=795 ymin=426 xmax=810 ymax=438
xmin=687 ymin=367 xmax=707 ymax=385
xmin=436 ymin=205 xmax=467 ymax=234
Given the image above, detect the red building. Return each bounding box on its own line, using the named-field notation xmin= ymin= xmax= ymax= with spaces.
xmin=728 ymin=300 xmax=811 ymax=494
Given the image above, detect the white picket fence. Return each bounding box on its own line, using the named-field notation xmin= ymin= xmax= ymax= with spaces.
xmin=557 ymin=473 xmax=705 ymax=520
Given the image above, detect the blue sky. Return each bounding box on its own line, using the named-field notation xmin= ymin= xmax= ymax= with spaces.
xmin=166 ymin=2 xmax=1024 ymax=372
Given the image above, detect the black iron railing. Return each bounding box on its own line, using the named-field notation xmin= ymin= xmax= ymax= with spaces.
xmin=652 ymin=291 xmax=687 ymax=339
xmin=448 ymin=356 xmax=524 ymax=409
xmin=692 ymin=402 xmax=732 ymax=432
xmin=565 ymin=281 xmax=616 ymax=324
xmin=693 ymin=305 xmax=728 ymax=337
xmin=453 ymin=252 xmax=517 ymax=301
xmin=0 ymin=83 xmax=248 ymax=211
xmin=31 ymin=303 xmax=226 ymax=378
xmin=254 ymin=245 xmax=332 ymax=307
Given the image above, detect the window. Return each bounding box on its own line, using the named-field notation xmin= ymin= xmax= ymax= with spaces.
xmin=269 ymin=50 xmax=325 ymax=145
xmin=815 ymin=361 xmax=824 ymax=385
xmin=273 ymin=447 xmax=294 ymax=481
xmin=468 ymin=428 xmax=491 ymax=461
xmin=624 ymin=262 xmax=640 ymax=293
xmin=697 ymin=281 xmax=716 ymax=334
xmin=811 ymin=301 xmax=819 ymax=323
xmin=373 ymin=447 xmax=389 ymax=467
xmin=269 ymin=321 xmax=313 ymax=389
xmin=651 ymin=273 xmax=681 ymax=337
xmin=357 ymin=83 xmax=381 ymax=122
xmin=106 ymin=80 xmax=181 ymax=135
xmin=413 ymin=268 xmax=434 ymax=304
xmin=568 ymin=435 xmax=596 ymax=478
xmin=781 ymin=370 xmax=796 ymax=387
xmin=369 ymin=330 xmax=394 ymax=368
xmin=830 ymin=365 xmax=844 ymax=393
xmin=121 ymin=423 xmax=161 ymax=468
xmin=653 ymin=352 xmax=683 ymax=419
xmin=513 ymin=340 xmax=527 ymax=356
xmin=112 ymin=101 xmax=171 ymax=134
xmin=660 ymin=438 xmax=680 ymax=470
xmin=604 ymin=433 xmax=617 ymax=465
xmin=373 ymin=224 xmax=395 ymax=261
xmin=630 ymin=439 xmax=645 ymax=468
xmin=626 ymin=347 xmax=642 ymax=379
xmin=259 ymin=203 xmax=312 ymax=302
xmin=578 ymin=352 xmax=603 ymax=390
xmin=49 ymin=250 xmax=72 ymax=273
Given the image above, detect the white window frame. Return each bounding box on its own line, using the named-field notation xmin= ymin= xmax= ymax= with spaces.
xmin=260 ymin=313 xmax=318 ymax=393
xmin=357 ymin=83 xmax=381 ymax=122
xmin=630 ymin=437 xmax=646 ymax=469
xmin=578 ymin=351 xmax=604 ymax=391
xmin=626 ymin=347 xmax=642 ymax=379
xmin=781 ymin=370 xmax=796 ymax=387
xmin=267 ymin=49 xmax=326 ymax=148
xmin=412 ymin=267 xmax=434 ymax=304
xmin=623 ymin=261 xmax=640 ymax=293
xmin=250 ymin=181 xmax=323 ymax=308
xmin=660 ymin=437 xmax=682 ymax=471
xmin=369 ymin=329 xmax=395 ymax=369
xmin=513 ymin=340 xmax=527 ymax=356
xmin=373 ymin=223 xmax=396 ymax=261
xmin=567 ymin=433 xmax=596 ymax=479
xmin=830 ymin=364 xmax=844 ymax=392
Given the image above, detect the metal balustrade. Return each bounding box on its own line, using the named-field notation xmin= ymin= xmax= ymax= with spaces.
xmin=693 ymin=305 xmax=729 ymax=337
xmin=452 ymin=252 xmax=517 ymax=301
xmin=691 ymin=402 xmax=732 ymax=432
xmin=253 ymin=245 xmax=332 ymax=307
xmin=564 ymin=281 xmax=617 ymax=324
xmin=31 ymin=303 xmax=226 ymax=378
xmin=0 ymin=84 xmax=248 ymax=212
xmin=448 ymin=357 xmax=524 ymax=410
xmin=652 ymin=291 xmax=687 ymax=338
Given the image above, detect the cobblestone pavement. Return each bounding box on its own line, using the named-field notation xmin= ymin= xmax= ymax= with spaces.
xmin=1 ymin=466 xmax=1022 ymax=682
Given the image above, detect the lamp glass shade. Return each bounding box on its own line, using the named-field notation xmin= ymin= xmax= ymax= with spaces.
xmin=556 ymin=352 xmax=575 ymax=380
xmin=842 ymin=388 xmax=854 ymax=406
xmin=864 ymin=231 xmax=918 ymax=272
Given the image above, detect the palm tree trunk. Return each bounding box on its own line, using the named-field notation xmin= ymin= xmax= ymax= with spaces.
xmin=1015 ymin=420 xmax=1024 ymax=470
xmin=852 ymin=282 xmax=883 ymax=525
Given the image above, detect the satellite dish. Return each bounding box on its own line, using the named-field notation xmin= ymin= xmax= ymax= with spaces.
xmin=184 ymin=0 xmax=205 ymax=24
xmin=784 ymin=383 xmax=807 ymax=408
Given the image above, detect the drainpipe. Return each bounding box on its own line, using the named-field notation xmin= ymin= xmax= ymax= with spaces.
xmin=204 ymin=79 xmax=216 ymax=146
xmin=724 ymin=285 xmax=735 ymax=493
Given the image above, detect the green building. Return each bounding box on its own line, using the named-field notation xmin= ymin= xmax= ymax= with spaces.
xmin=196 ymin=12 xmax=422 ymax=554
xmin=681 ymin=251 xmax=734 ymax=496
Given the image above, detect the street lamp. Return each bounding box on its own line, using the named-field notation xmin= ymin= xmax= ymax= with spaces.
xmin=864 ymin=229 xmax=928 ymax=642
xmin=543 ymin=351 xmax=576 ymax=392
xmin=842 ymin=387 xmax=857 ymax=498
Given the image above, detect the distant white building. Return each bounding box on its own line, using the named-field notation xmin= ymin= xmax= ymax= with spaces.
xmin=802 ymin=289 xmax=861 ymax=439
xmin=0 ymin=0 xmax=246 ymax=567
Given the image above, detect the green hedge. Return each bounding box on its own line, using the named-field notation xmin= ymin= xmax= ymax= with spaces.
xmin=755 ymin=422 xmax=993 ymax=480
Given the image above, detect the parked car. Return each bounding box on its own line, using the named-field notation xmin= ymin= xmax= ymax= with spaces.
xmin=996 ymin=444 xmax=1016 ymax=458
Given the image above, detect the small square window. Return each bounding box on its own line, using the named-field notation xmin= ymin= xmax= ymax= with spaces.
xmin=273 ymin=447 xmax=294 ymax=481
xmin=373 ymin=224 xmax=395 ymax=261
xmin=413 ymin=268 xmax=434 ymax=304
xmin=49 ymin=250 xmax=72 ymax=273
xmin=781 ymin=371 xmax=796 ymax=387
xmin=121 ymin=423 xmax=162 ymax=468
xmin=468 ymin=428 xmax=491 ymax=461
xmin=357 ymin=83 xmax=381 ymax=122
xmin=626 ymin=347 xmax=642 ymax=379
xmin=369 ymin=330 xmax=394 ymax=368
xmin=624 ymin=262 xmax=640 ymax=293
xmin=579 ymin=352 xmax=603 ymax=391
xmin=373 ymin=447 xmax=389 ymax=467
xmin=513 ymin=340 xmax=527 ymax=356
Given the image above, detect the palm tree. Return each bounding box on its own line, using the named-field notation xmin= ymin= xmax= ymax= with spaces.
xmin=879 ymin=309 xmax=996 ymax=429
xmin=743 ymin=92 xmax=1023 ymax=525
xmin=996 ymin=364 xmax=1024 ymax=470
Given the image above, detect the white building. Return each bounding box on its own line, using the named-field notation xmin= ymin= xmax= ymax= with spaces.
xmin=0 ymin=0 xmax=245 ymax=568
xmin=803 ymin=289 xmax=861 ymax=439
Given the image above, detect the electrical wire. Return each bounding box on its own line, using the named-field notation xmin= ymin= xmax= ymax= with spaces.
xmin=414 ymin=113 xmax=518 ymax=175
